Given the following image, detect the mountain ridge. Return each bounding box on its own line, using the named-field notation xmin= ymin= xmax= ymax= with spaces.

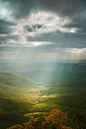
xmin=0 ymin=73 xmax=38 ymax=88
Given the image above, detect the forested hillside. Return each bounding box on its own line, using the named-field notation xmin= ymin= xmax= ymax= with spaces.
xmin=8 ymin=109 xmax=86 ymax=129
xmin=0 ymin=63 xmax=86 ymax=129
xmin=0 ymin=73 xmax=38 ymax=88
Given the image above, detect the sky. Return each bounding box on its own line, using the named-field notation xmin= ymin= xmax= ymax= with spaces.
xmin=0 ymin=0 xmax=86 ymax=61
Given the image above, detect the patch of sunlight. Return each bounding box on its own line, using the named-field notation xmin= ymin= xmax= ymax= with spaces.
xmin=36 ymin=86 xmax=50 ymax=91
xmin=25 ymin=86 xmax=50 ymax=104
xmin=40 ymin=95 xmax=48 ymax=98
xmin=24 ymin=112 xmax=39 ymax=117
xmin=34 ymin=103 xmax=47 ymax=108
xmin=26 ymin=88 xmax=39 ymax=93
xmin=48 ymin=94 xmax=59 ymax=98
xmin=24 ymin=112 xmax=50 ymax=117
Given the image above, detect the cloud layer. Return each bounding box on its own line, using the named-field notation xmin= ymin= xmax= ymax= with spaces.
xmin=0 ymin=0 xmax=86 ymax=59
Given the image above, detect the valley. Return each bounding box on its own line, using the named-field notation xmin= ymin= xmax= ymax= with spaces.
xmin=0 ymin=62 xmax=86 ymax=128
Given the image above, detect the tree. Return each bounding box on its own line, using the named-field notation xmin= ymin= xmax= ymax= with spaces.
xmin=8 ymin=109 xmax=72 ymax=129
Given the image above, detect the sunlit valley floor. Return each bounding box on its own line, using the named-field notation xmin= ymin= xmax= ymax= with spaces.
xmin=0 ymin=60 xmax=86 ymax=129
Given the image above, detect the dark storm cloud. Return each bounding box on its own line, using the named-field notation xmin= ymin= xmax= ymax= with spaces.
xmin=3 ymin=0 xmax=86 ymax=18
xmin=38 ymin=0 xmax=86 ymax=17
xmin=23 ymin=25 xmax=43 ymax=33
xmin=2 ymin=0 xmax=86 ymax=34
xmin=0 ymin=20 xmax=16 ymax=34
xmin=64 ymin=18 xmax=86 ymax=33
xmin=0 ymin=34 xmax=19 ymax=46
xmin=2 ymin=0 xmax=37 ymax=19
xmin=32 ymin=25 xmax=43 ymax=29
xmin=0 ymin=20 xmax=16 ymax=26
xmin=0 ymin=0 xmax=86 ymax=50
xmin=23 ymin=25 xmax=33 ymax=32
xmin=27 ymin=31 xmax=86 ymax=48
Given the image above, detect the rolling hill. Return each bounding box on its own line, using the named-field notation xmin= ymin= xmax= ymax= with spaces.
xmin=0 ymin=64 xmax=86 ymax=128
xmin=0 ymin=73 xmax=38 ymax=88
xmin=0 ymin=73 xmax=39 ymax=129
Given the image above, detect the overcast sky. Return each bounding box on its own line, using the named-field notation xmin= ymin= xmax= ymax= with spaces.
xmin=0 ymin=0 xmax=86 ymax=60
